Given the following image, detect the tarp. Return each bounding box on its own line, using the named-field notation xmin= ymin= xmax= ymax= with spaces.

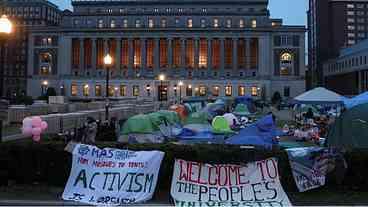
xmin=152 ymin=110 xmax=180 ymax=125
xmin=169 ymin=105 xmax=188 ymax=121
xmin=212 ymin=116 xmax=234 ymax=134
xmin=223 ymin=113 xmax=240 ymax=127
xmin=233 ymin=103 xmax=251 ymax=116
xmin=185 ymin=111 xmax=210 ymax=125
xmin=121 ymin=114 xmax=156 ymax=135
xmin=177 ymin=124 xmax=214 ymax=140
xmin=294 ymin=87 xmax=344 ymax=105
xmin=202 ymin=103 xmax=226 ymax=119
xmin=226 ymin=115 xmax=282 ymax=149
xmin=327 ymin=103 xmax=368 ymax=149
xmin=235 ymin=96 xmax=256 ymax=113
xmin=344 ymin=92 xmax=368 ymax=109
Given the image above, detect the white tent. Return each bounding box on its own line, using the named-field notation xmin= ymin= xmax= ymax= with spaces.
xmin=294 ymin=87 xmax=344 ymax=105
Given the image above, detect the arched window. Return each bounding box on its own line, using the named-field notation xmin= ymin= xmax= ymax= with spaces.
xmin=280 ymin=52 xmax=293 ymax=76
xmin=39 ymin=52 xmax=52 ymax=75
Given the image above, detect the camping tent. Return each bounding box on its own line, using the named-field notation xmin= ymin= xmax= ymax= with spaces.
xmin=185 ymin=111 xmax=210 ymax=125
xmin=202 ymin=103 xmax=226 ymax=119
xmin=233 ymin=104 xmax=251 ymax=116
xmin=294 ymin=87 xmax=344 ymax=105
xmin=169 ymin=105 xmax=188 ymax=121
xmin=151 ymin=110 xmax=180 ymax=125
xmin=344 ymin=92 xmax=368 ymax=109
xmin=235 ymin=96 xmax=256 ymax=113
xmin=327 ymin=103 xmax=368 ymax=149
xmin=177 ymin=124 xmax=214 ymax=141
xmin=223 ymin=113 xmax=240 ymax=127
xmin=212 ymin=116 xmax=234 ymax=134
xmin=226 ymin=115 xmax=283 ymax=149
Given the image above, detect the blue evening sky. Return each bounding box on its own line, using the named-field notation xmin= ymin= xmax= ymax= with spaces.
xmin=50 ymin=0 xmax=308 ymax=26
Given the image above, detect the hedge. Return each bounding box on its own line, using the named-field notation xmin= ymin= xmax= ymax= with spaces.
xmin=1 ymin=140 xmax=368 ymax=202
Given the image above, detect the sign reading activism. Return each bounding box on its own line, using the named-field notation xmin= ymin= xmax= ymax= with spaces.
xmin=286 ymin=147 xmax=329 ymax=192
xmin=62 ymin=144 xmax=164 ymax=205
xmin=170 ymin=158 xmax=291 ymax=207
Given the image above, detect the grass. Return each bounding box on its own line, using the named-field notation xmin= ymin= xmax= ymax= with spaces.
xmin=2 ymin=125 xmax=21 ymax=137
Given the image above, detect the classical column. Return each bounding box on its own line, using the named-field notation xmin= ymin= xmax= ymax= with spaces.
xmin=79 ymin=38 xmax=84 ymax=71
xmin=91 ymin=38 xmax=97 ymax=75
xmin=116 ymin=38 xmax=121 ymax=73
xmin=220 ymin=38 xmax=225 ymax=76
xmin=154 ymin=38 xmax=160 ymax=75
xmin=168 ymin=38 xmax=173 ymax=70
xmin=141 ymin=38 xmax=147 ymax=75
xmin=128 ymin=38 xmax=134 ymax=77
xmin=233 ymin=38 xmax=238 ymax=70
xmin=246 ymin=38 xmax=251 ymax=70
xmin=180 ymin=38 xmax=186 ymax=77
xmin=194 ymin=37 xmax=199 ymax=70
xmin=103 ymin=38 xmax=109 ymax=55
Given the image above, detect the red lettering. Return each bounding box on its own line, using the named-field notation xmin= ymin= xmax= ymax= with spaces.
xmin=197 ymin=162 xmax=207 ymax=185
xmin=218 ymin=165 xmax=229 ymax=186
xmin=257 ymin=160 xmax=266 ymax=181
xmin=208 ymin=166 xmax=218 ymax=185
xmin=237 ymin=166 xmax=250 ymax=185
xmin=188 ymin=161 xmax=197 ymax=183
xmin=266 ymin=159 xmax=278 ymax=179
xmin=179 ymin=160 xmax=188 ymax=181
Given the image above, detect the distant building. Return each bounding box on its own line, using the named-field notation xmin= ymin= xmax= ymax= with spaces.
xmin=0 ymin=0 xmax=61 ymax=99
xmin=324 ymin=39 xmax=368 ymax=96
xmin=308 ymin=0 xmax=368 ymax=88
xmin=27 ymin=0 xmax=306 ymax=101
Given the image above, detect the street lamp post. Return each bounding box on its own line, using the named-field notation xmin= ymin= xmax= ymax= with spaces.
xmin=178 ymin=81 xmax=183 ymax=104
xmin=41 ymin=80 xmax=48 ymax=95
xmin=104 ymin=54 xmax=112 ymax=122
xmin=0 ymin=15 xmax=12 ymax=98
xmin=158 ymin=74 xmax=165 ymax=109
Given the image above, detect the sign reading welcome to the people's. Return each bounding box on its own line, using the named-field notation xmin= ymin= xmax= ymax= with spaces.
xmin=62 ymin=144 xmax=164 ymax=205
xmin=171 ymin=158 xmax=291 ymax=207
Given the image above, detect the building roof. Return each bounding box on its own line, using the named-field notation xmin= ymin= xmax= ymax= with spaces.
xmin=340 ymin=39 xmax=368 ymax=57
xmin=71 ymin=0 xmax=268 ymax=6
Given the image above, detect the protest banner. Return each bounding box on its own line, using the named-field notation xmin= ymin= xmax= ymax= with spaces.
xmin=62 ymin=144 xmax=164 ymax=205
xmin=286 ymin=147 xmax=329 ymax=192
xmin=170 ymin=158 xmax=291 ymax=207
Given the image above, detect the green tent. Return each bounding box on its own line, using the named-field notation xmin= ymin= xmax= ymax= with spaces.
xmin=152 ymin=110 xmax=180 ymax=125
xmin=185 ymin=111 xmax=210 ymax=125
xmin=327 ymin=103 xmax=368 ymax=149
xmin=212 ymin=116 xmax=234 ymax=134
xmin=233 ymin=104 xmax=251 ymax=116
xmin=121 ymin=114 xmax=156 ymax=135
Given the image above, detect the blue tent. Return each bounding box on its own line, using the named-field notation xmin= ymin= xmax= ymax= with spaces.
xmin=176 ymin=124 xmax=222 ymax=144
xmin=202 ymin=103 xmax=226 ymax=119
xmin=235 ymin=96 xmax=256 ymax=113
xmin=344 ymin=92 xmax=368 ymax=109
xmin=226 ymin=115 xmax=284 ymax=149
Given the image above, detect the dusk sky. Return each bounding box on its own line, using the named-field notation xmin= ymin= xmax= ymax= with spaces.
xmin=50 ymin=0 xmax=308 ymax=26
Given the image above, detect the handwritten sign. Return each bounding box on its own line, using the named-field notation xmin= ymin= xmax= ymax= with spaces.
xmin=170 ymin=158 xmax=291 ymax=207
xmin=62 ymin=144 xmax=164 ymax=205
xmin=286 ymin=147 xmax=329 ymax=192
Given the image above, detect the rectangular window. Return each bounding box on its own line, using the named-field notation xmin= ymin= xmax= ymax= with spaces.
xmin=224 ymin=38 xmax=233 ymax=69
xmin=251 ymin=86 xmax=258 ymax=96
xmin=146 ymin=39 xmax=154 ymax=69
xmin=186 ymin=39 xmax=195 ymax=69
xmin=159 ymin=39 xmax=168 ymax=68
xmin=108 ymin=39 xmax=116 ymax=66
xmin=133 ymin=85 xmax=139 ymax=96
xmin=123 ymin=19 xmax=128 ymax=28
xmin=83 ymin=84 xmax=90 ymax=96
xmin=187 ymin=18 xmax=193 ymax=28
xmin=133 ymin=39 xmax=141 ymax=69
xmin=212 ymin=39 xmax=220 ymax=69
xmin=213 ymin=18 xmax=219 ymax=28
xmin=84 ymin=39 xmax=92 ymax=68
xmin=173 ymin=38 xmax=181 ymax=68
xmin=225 ymin=85 xmax=232 ymax=96
xmin=237 ymin=39 xmax=246 ymax=69
xmin=251 ymin=19 xmax=257 ymax=28
xmin=96 ymin=39 xmax=104 ymax=68
xmin=71 ymin=83 xmax=78 ymax=96
xmin=199 ymin=38 xmax=208 ymax=69
xmin=95 ymin=85 xmax=101 ymax=96
xmin=148 ymin=18 xmax=154 ymax=28
xmin=186 ymin=85 xmax=193 ymax=96
xmin=121 ymin=39 xmax=129 ymax=69
xmin=72 ymin=38 xmax=80 ymax=69
xmin=239 ymin=19 xmax=245 ymax=28
xmin=212 ymin=86 xmax=220 ymax=96
xmin=108 ymin=86 xmax=114 ymax=97
xmin=120 ymin=85 xmax=126 ymax=96
xmin=284 ymin=86 xmax=290 ymax=97
xmin=250 ymin=38 xmax=259 ymax=69
xmin=238 ymin=86 xmax=246 ymax=96
xmin=199 ymin=86 xmax=206 ymax=96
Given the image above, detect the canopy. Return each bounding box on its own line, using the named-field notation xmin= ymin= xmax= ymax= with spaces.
xmin=212 ymin=116 xmax=234 ymax=134
xmin=235 ymin=96 xmax=256 ymax=113
xmin=226 ymin=115 xmax=283 ymax=149
xmin=233 ymin=104 xmax=251 ymax=116
xmin=327 ymin=103 xmax=368 ymax=149
xmin=344 ymin=92 xmax=368 ymax=109
xmin=294 ymin=87 xmax=343 ymax=105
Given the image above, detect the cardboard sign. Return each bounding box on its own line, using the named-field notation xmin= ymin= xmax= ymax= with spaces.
xmin=286 ymin=147 xmax=329 ymax=192
xmin=170 ymin=158 xmax=291 ymax=207
xmin=62 ymin=144 xmax=164 ymax=205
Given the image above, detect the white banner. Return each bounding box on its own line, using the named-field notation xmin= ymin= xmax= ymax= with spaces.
xmin=62 ymin=144 xmax=164 ymax=205
xmin=170 ymin=158 xmax=291 ymax=207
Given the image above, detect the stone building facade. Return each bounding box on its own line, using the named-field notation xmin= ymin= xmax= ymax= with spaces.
xmin=27 ymin=0 xmax=306 ymax=101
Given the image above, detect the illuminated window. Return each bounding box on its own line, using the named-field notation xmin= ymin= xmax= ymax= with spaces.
xmin=83 ymin=84 xmax=89 ymax=96
xmin=224 ymin=38 xmax=233 ymax=69
xmin=251 ymin=19 xmax=257 ymax=28
xmin=159 ymin=38 xmax=168 ymax=68
xmin=173 ymin=38 xmax=181 ymax=68
xmin=161 ymin=18 xmax=167 ymax=27
xmin=200 ymin=19 xmax=206 ymax=28
xmin=199 ymin=38 xmax=208 ymax=68
xmin=238 ymin=86 xmax=245 ymax=96
xmin=280 ymin=52 xmax=293 ymax=76
xmin=71 ymin=83 xmax=78 ymax=96
xmin=120 ymin=85 xmax=126 ymax=96
xmin=199 ymin=86 xmax=207 ymax=96
xmin=225 ymin=85 xmax=232 ymax=96
xmin=98 ymin=19 xmax=104 ymax=28
xmin=133 ymin=85 xmax=139 ymax=96
xmin=121 ymin=39 xmax=129 ymax=68
xmin=133 ymin=39 xmax=141 ymax=69
xmin=212 ymin=86 xmax=220 ymax=96
xmin=186 ymin=39 xmax=195 ymax=68
xmin=239 ymin=19 xmax=245 ymax=28
xmin=187 ymin=18 xmax=193 ymax=28
xmin=39 ymin=53 xmax=52 ymax=75
xmin=175 ymin=18 xmax=180 ymax=25
xmin=95 ymin=85 xmax=101 ymax=96
xmin=123 ymin=19 xmax=128 ymax=28
xmin=213 ymin=18 xmax=219 ymax=28
xmin=251 ymin=86 xmax=258 ymax=96
xmin=146 ymin=39 xmax=154 ymax=69
xmin=110 ymin=19 xmax=116 ymax=28
xmin=237 ymin=39 xmax=246 ymax=69
xmin=148 ymin=18 xmax=154 ymax=28
xmin=72 ymin=39 xmax=80 ymax=69
xmin=226 ymin=19 xmax=232 ymax=28
xmin=108 ymin=86 xmax=114 ymax=97
xmin=212 ymin=39 xmax=220 ymax=69
xmin=135 ymin=19 xmax=141 ymax=28
xmin=186 ymin=85 xmax=193 ymax=96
